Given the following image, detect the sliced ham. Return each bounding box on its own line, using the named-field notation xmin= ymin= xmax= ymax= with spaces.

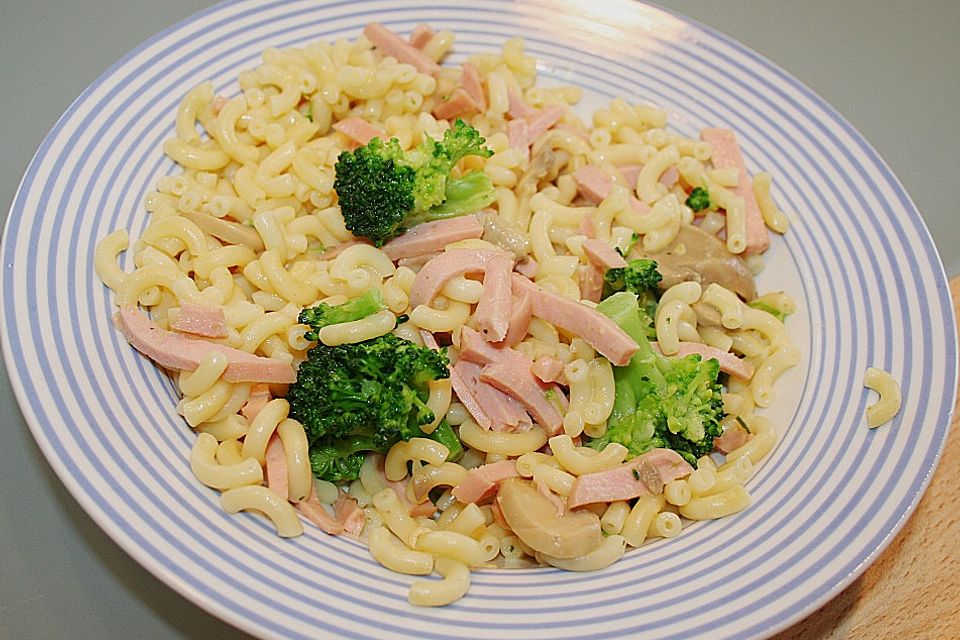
xmin=433 ymin=88 xmax=482 ymax=121
xmin=421 ymin=329 xmax=493 ymax=430
xmin=409 ymin=249 xmax=506 ymax=307
xmin=241 ymin=383 xmax=272 ymax=421
xmin=531 ymin=355 xmax=564 ymax=384
xmin=660 ymin=165 xmax=680 ymax=189
xmin=397 ymin=251 xmax=441 ymax=270
xmin=455 ymin=359 xmax=530 ymax=432
xmin=700 ymin=127 xmax=770 ymax=255
xmin=573 ymin=165 xmax=650 ymax=215
xmin=526 ymin=105 xmax=565 ymax=142
xmin=714 ymin=424 xmax=751 ymax=454
xmin=480 ymin=360 xmax=563 ymax=435
xmin=473 ymin=253 xmax=514 ymax=342
xmin=333 ymin=491 xmax=366 ymax=536
xmin=580 ymin=263 xmax=605 ymax=304
xmin=582 ymin=238 xmax=627 ymax=270
xmin=116 ymin=306 xmax=295 ymax=383
xmin=566 ymin=448 xmax=693 ymax=509
xmin=511 ymin=275 xmax=638 ymax=367
xmin=499 ymin=292 xmax=532 ymax=347
xmin=332 ymin=117 xmax=384 ymax=146
xmin=169 ymin=302 xmax=228 ymax=338
xmin=265 ymin=433 xmax=288 ymax=501
xmin=461 ymin=62 xmax=486 ymax=112
xmin=507 ymin=80 xmax=537 ymax=118
xmin=388 ymin=478 xmax=437 ymax=518
xmin=514 ymin=257 xmax=538 ymax=279
xmin=409 ymin=23 xmax=434 ymax=48
xmin=578 ymin=212 xmax=596 ymax=239
xmin=363 ymin=23 xmax=441 ymax=76
xmin=460 ymin=327 xmax=563 ymax=434
xmin=298 ymin=501 xmax=344 ymax=535
xmin=651 ymin=341 xmax=755 ymax=380
xmin=508 ymin=118 xmax=531 ymax=154
xmin=452 ymin=460 xmax=519 ymax=504
xmin=382 ymin=215 xmax=485 ymax=260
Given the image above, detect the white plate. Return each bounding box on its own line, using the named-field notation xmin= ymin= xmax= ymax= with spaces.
xmin=1 ymin=1 xmax=955 ymax=638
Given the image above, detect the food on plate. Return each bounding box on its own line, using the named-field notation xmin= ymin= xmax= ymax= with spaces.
xmin=95 ymin=22 xmax=802 ymax=606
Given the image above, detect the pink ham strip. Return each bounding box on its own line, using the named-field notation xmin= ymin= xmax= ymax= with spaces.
xmin=449 ymin=360 xmax=493 ymax=429
xmin=460 ymin=327 xmax=563 ymax=434
xmin=507 ymin=118 xmax=530 ymax=155
xmin=566 ymin=448 xmax=693 ymax=509
xmin=169 ymin=302 xmax=228 ymax=338
xmin=473 ymin=253 xmax=514 ymax=342
xmin=700 ymin=127 xmax=770 ymax=255
xmin=332 ymin=117 xmax=384 ymax=146
xmin=241 ymin=383 xmax=272 ymax=421
xmin=333 ymin=491 xmax=366 ymax=536
xmin=714 ymin=425 xmax=751 ymax=454
xmin=531 ymin=355 xmax=564 ymax=384
xmin=511 ymin=275 xmax=638 ymax=366
xmin=382 ymin=215 xmax=484 ymax=261
xmin=455 ymin=359 xmax=530 ymax=432
xmin=433 ymin=88 xmax=482 ymax=120
xmin=116 ymin=306 xmax=295 ymax=383
xmin=580 ymin=263 xmax=606 ymax=304
xmin=298 ymin=489 xmax=345 ymax=535
xmin=388 ymin=478 xmax=437 ymax=518
xmin=574 ymin=165 xmax=650 ymax=214
xmin=421 ymin=329 xmax=493 ymax=430
xmin=409 ymin=23 xmax=434 ymax=48
xmin=363 ymin=23 xmax=441 ymax=76
xmin=651 ymin=341 xmax=755 ymax=380
xmin=582 ymin=238 xmax=627 ymax=270
xmin=660 ymin=165 xmax=680 ymax=189
xmin=526 ymin=105 xmax=565 ymax=141
xmin=452 ymin=460 xmax=519 ymax=504
xmin=499 ymin=292 xmax=532 ymax=347
xmin=461 ymin=62 xmax=486 ymax=112
xmin=514 ymin=257 xmax=538 ymax=279
xmin=409 ymin=249 xmax=505 ymax=307
xmin=578 ymin=212 xmax=596 ymax=239
xmin=265 ymin=433 xmax=288 ymax=501
xmin=507 ymin=80 xmax=537 ymax=118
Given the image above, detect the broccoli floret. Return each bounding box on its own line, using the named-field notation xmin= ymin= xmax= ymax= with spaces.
xmin=602 ymin=258 xmax=663 ymax=341
xmin=589 ymin=292 xmax=724 ymax=466
xmin=334 ymin=118 xmax=495 ymax=246
xmin=685 ymin=186 xmax=710 ymax=212
xmin=287 ymin=333 xmax=451 ymax=482
xmin=299 ymin=288 xmax=387 ymax=341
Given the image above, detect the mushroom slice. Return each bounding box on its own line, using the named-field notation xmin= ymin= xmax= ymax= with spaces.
xmin=496 ymin=477 xmax=602 ymax=559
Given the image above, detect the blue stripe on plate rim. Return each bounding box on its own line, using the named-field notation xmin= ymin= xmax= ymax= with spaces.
xmin=1 ymin=0 xmax=955 ymax=638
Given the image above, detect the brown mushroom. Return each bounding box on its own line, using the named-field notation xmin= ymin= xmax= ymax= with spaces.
xmin=642 ymin=224 xmax=756 ymax=301
xmin=496 ymin=477 xmax=603 ymax=559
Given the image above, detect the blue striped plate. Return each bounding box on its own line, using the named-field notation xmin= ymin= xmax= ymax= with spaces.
xmin=1 ymin=1 xmax=955 ymax=638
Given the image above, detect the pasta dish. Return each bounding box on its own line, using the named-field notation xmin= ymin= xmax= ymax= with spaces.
xmin=95 ymin=22 xmax=807 ymax=606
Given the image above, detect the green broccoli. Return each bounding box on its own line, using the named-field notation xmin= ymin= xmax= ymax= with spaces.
xmin=602 ymin=258 xmax=663 ymax=341
xmin=589 ymin=292 xmax=724 ymax=466
xmin=299 ymin=288 xmax=387 ymax=341
xmin=334 ymin=118 xmax=496 ymax=246
xmin=685 ymin=186 xmax=710 ymax=212
xmin=287 ymin=330 xmax=452 ymax=482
